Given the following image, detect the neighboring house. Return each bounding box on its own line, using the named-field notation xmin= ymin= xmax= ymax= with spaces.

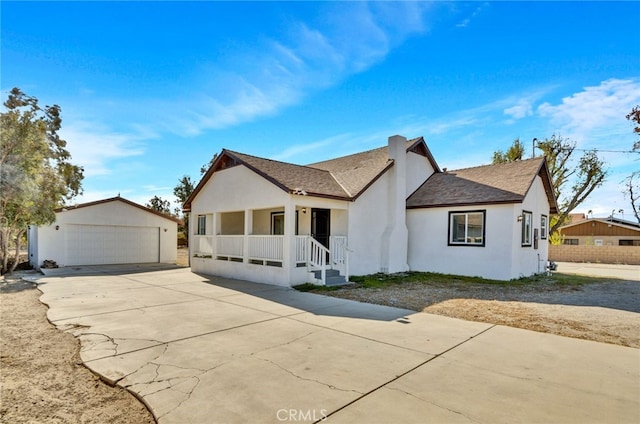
xmin=557 ymin=218 xmax=640 ymax=246
xmin=183 ymin=135 xmax=557 ymax=286
xmin=28 ymin=196 xmax=179 ymax=270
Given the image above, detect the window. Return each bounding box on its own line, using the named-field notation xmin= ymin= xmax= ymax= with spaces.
xmin=449 ymin=210 xmax=485 ymax=246
xmin=271 ymin=212 xmax=284 ymax=235
xmin=197 ymin=215 xmax=206 ymax=235
xmin=521 ymin=211 xmax=532 ymax=247
xmin=563 ymin=238 xmax=579 ymax=245
xmin=541 ymin=215 xmax=548 ymax=240
xmin=619 ymin=240 xmax=640 ymax=246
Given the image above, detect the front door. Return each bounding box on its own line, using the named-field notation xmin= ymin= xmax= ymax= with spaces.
xmin=311 ymin=208 xmax=330 ymax=249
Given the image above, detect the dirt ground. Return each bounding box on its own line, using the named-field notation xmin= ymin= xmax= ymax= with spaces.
xmin=321 ymin=278 xmax=640 ymax=349
xmin=0 ymin=277 xmax=155 ymax=424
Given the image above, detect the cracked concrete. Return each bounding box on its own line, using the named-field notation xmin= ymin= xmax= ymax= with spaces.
xmin=35 ymin=265 xmax=639 ymax=424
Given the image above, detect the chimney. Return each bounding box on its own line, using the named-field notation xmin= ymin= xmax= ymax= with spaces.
xmin=380 ymin=135 xmax=409 ymax=273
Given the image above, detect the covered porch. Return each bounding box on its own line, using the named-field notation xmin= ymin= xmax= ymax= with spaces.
xmin=191 ymin=203 xmax=349 ymax=286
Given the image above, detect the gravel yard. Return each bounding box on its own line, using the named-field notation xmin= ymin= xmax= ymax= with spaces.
xmin=312 ymin=273 xmax=640 ymax=348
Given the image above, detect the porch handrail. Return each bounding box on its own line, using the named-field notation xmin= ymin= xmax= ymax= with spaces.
xmin=308 ymin=237 xmax=329 ymax=285
xmin=330 ymin=236 xmax=350 ymax=282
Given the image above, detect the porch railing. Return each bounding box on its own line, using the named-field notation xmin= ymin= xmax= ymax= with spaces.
xmin=330 ymin=236 xmax=349 ymax=281
xmin=216 ymin=235 xmax=244 ymax=258
xmin=203 ymin=234 xmax=349 ymax=284
xmin=308 ymin=236 xmax=329 ymax=285
xmin=194 ymin=236 xmax=214 ymax=255
xmin=248 ymin=235 xmax=284 ymax=261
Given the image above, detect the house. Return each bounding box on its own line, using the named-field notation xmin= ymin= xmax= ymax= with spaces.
xmin=183 ymin=135 xmax=557 ymax=285
xmin=28 ymin=196 xmax=179 ymax=270
xmin=557 ymin=217 xmax=640 ymax=246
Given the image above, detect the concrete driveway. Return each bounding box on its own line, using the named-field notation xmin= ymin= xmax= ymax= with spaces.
xmin=34 ymin=266 xmax=639 ymax=424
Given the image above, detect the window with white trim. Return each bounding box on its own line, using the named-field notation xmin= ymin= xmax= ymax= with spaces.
xmin=197 ymin=214 xmax=206 ymax=235
xmin=449 ymin=210 xmax=485 ymax=246
xmin=521 ymin=211 xmax=532 ymax=246
xmin=541 ymin=214 xmax=548 ymax=240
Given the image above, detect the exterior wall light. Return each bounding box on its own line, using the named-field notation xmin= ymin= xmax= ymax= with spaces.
xmin=55 ymin=225 xmax=60 ymax=230
xmin=517 ymin=215 xmax=523 ymax=222
xmin=302 ymin=208 xmax=307 ymax=214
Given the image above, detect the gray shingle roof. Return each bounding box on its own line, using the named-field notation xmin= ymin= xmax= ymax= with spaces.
xmin=407 ymin=157 xmax=558 ymax=212
xmin=226 ymin=151 xmax=349 ymax=199
xmin=184 ymin=137 xmax=434 ymax=210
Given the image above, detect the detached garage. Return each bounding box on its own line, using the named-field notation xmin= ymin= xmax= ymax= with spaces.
xmin=28 ymin=196 xmax=179 ymax=270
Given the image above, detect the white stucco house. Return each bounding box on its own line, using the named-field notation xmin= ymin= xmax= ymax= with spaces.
xmin=28 ymin=196 xmax=179 ymax=270
xmin=183 ymin=135 xmax=557 ymax=286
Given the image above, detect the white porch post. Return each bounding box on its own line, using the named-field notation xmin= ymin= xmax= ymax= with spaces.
xmin=243 ymin=209 xmax=252 ymax=263
xmin=283 ymin=200 xmax=296 ymax=284
xmin=211 ymin=212 xmax=218 ymax=257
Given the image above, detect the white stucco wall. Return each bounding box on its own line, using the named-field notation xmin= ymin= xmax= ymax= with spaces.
xmin=408 ymin=204 xmax=518 ymax=281
xmin=347 ymin=171 xmax=391 ymax=276
xmin=406 ymin=151 xmax=435 ymax=197
xmin=30 ymin=199 xmax=178 ymax=268
xmin=510 ymin=175 xmax=551 ymax=277
xmin=192 ymin=166 xmax=289 ymax=214
xmin=407 ymin=175 xmax=551 ymax=280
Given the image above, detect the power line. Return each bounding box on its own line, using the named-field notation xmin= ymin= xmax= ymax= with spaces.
xmin=571 ymin=148 xmax=639 ymax=154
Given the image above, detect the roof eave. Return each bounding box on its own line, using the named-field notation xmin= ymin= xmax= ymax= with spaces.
xmin=407 ymin=199 xmax=523 ymax=210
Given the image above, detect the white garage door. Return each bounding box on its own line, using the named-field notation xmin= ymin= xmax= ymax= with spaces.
xmin=65 ymin=225 xmax=160 ymax=266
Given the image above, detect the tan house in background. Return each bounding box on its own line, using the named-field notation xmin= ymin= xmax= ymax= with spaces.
xmin=557 ymin=218 xmax=640 ymax=246
xmin=549 ymin=217 xmax=640 ymax=265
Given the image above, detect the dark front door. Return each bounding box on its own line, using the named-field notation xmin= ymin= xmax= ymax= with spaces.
xmin=311 ymin=208 xmax=330 ymax=249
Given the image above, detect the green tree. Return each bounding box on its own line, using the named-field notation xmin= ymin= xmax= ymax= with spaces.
xmin=146 ymin=195 xmax=172 ymax=215
xmin=492 ymin=135 xmax=607 ymax=235
xmin=200 ymin=153 xmax=218 ymax=176
xmin=492 ymin=138 xmax=525 ymax=164
xmin=1 ymin=88 xmax=84 ymax=274
xmin=173 ymin=176 xmax=195 ymax=245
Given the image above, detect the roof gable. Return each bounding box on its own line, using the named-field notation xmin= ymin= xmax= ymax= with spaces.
xmin=407 ymin=157 xmax=558 ymax=212
xmin=56 ymin=197 xmax=181 ymax=223
xmin=183 ymin=137 xmax=438 ymax=211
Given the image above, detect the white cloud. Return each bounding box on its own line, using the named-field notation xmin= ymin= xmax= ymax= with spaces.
xmin=537 ymin=78 xmax=640 ymax=146
xmin=504 ymin=99 xmax=534 ymax=120
xmin=60 ymin=120 xmax=147 ymax=177
xmin=156 ymin=2 xmax=435 ymax=136
xmin=455 ymin=2 xmax=489 ymax=28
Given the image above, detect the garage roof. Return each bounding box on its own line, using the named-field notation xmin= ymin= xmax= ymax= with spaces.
xmin=57 ymin=197 xmax=182 ymax=224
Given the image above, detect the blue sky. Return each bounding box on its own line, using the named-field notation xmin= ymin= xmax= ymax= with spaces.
xmin=3 ymin=1 xmax=639 ymax=218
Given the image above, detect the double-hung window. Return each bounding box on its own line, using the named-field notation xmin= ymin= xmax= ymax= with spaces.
xmin=197 ymin=214 xmax=206 ymax=235
xmin=540 ymin=215 xmax=548 ymax=240
xmin=448 ymin=210 xmax=485 ymax=246
xmin=521 ymin=211 xmax=532 ymax=246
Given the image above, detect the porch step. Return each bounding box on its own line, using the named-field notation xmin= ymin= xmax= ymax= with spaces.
xmin=311 ymin=269 xmax=347 ymax=286
xmin=325 ymin=275 xmax=347 ymax=286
